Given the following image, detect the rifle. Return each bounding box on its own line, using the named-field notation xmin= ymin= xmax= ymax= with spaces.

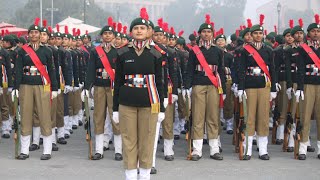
xmin=283 ymin=101 xmax=293 ymax=152
xmin=185 ymin=94 xmax=192 ymax=160
xmin=271 ymin=102 xmax=280 ymax=144
xmin=294 ymin=105 xmax=301 ymax=159
xmin=233 ymin=96 xmax=240 ymax=153
xmin=13 ymin=95 xmax=21 ymax=159
xmin=84 ymin=95 xmax=93 ymax=160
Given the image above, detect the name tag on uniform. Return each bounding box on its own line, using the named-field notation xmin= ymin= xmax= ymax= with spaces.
xmin=125 ymin=59 xmax=134 ymax=63
xmin=292 ymin=53 xmax=299 ymax=56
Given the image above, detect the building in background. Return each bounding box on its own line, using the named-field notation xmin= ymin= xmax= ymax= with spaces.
xmin=256 ymin=0 xmax=319 ymax=33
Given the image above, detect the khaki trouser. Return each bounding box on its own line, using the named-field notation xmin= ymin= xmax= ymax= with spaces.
xmin=51 ymin=97 xmax=57 ymax=128
xmin=93 ymin=86 xmax=119 ymax=135
xmin=68 ymin=90 xmax=81 ymax=116
xmin=192 ymin=85 xmax=220 ymax=140
xmin=246 ymin=88 xmax=270 ymax=136
xmin=277 ymin=81 xmax=288 ymax=125
xmin=223 ymin=80 xmax=234 ymax=119
xmin=290 ymin=83 xmax=302 ymax=118
xmin=6 ymin=92 xmax=14 ymax=117
xmin=19 ymin=85 xmax=52 ymax=136
xmin=119 ymin=105 xmax=157 ymax=169
xmin=56 ymin=93 xmax=64 ymax=128
xmin=301 ymin=84 xmax=320 ymax=142
xmin=1 ymin=88 xmax=9 ymax=121
xmin=162 ymin=103 xmax=174 ymax=139
xmin=177 ymin=92 xmax=187 ymax=119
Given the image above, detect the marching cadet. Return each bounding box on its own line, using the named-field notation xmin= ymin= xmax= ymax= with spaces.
xmin=184 ymin=14 xmax=226 ymax=161
xmin=82 ymin=17 xmax=123 ymax=161
xmin=273 ymin=21 xmax=294 ymax=145
xmin=113 ymin=11 xmax=165 ymax=179
xmin=1 ymin=35 xmax=15 ymax=138
xmin=215 ymin=31 xmax=234 ymax=135
xmin=13 ymin=18 xmax=58 ymax=160
xmin=238 ymin=15 xmax=277 ymax=160
xmin=54 ymin=25 xmax=72 ymax=144
xmin=114 ymin=23 xmax=123 ymax=48
xmin=121 ymin=26 xmax=129 ymax=47
xmin=285 ymin=19 xmax=315 ymax=153
xmin=295 ymin=15 xmax=320 ymax=160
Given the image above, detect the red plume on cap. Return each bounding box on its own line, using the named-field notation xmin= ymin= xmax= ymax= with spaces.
xmin=140 ymin=7 xmax=147 ymax=19
xmin=242 ymin=25 xmax=246 ymax=30
xmin=72 ymin=28 xmax=76 ymax=36
xmin=170 ymin=27 xmax=175 ymax=35
xmin=48 ymin=26 xmax=52 ymax=33
xmin=193 ymin=31 xmax=197 ymax=36
xmin=113 ymin=22 xmax=117 ymax=31
xmin=64 ymin=26 xmax=69 ymax=34
xmin=107 ymin=17 xmax=113 ymax=27
xmin=264 ymin=29 xmax=267 ymax=35
xmin=163 ymin=22 xmax=169 ymax=32
xmin=247 ymin=19 xmax=252 ymax=28
xmin=123 ymin=26 xmax=127 ymax=34
xmin=210 ymin=22 xmax=215 ymax=30
xmin=274 ymin=25 xmax=277 ymax=34
xmin=240 ymin=26 xmax=243 ymax=31
xmin=117 ymin=23 xmax=122 ymax=33
xmin=158 ymin=18 xmax=163 ymax=28
xmin=289 ymin=19 xmax=294 ymax=29
xmin=77 ymin=29 xmax=81 ymax=36
xmin=221 ymin=28 xmax=224 ymax=35
xmin=5 ymin=29 xmax=9 ymax=35
xmin=56 ymin=24 xmax=60 ymax=32
xmin=86 ymin=30 xmax=88 ymax=35
xmin=17 ymin=32 xmax=21 ymax=38
xmin=178 ymin=30 xmax=184 ymax=37
xmin=315 ymin=14 xmax=319 ymax=24
xmin=298 ymin=18 xmax=303 ymax=28
xmin=34 ymin=17 xmax=40 ymax=26
xmin=145 ymin=12 xmax=149 ymax=21
xmin=259 ymin=14 xmax=265 ymax=26
xmin=236 ymin=29 xmax=240 ymax=37
xmin=1 ymin=30 xmax=4 ymax=36
xmin=43 ymin=19 xmax=47 ymax=28
xmin=205 ymin=14 xmax=211 ymax=24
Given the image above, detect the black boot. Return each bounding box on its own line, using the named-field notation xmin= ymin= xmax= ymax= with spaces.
xmin=287 ymin=147 xmax=294 ymax=152
xmin=226 ymin=130 xmax=233 ymax=135
xmin=252 ymin=139 xmax=257 ymax=145
xmin=39 ymin=138 xmax=43 ymax=145
xmin=275 ymin=139 xmax=283 ymax=145
xmin=72 ymin=125 xmax=78 ymax=130
xmin=64 ymin=134 xmax=70 ymax=139
xmin=219 ymin=147 xmax=223 ymax=153
xmin=115 ymin=153 xmax=123 ymax=161
xmin=40 ymin=154 xmax=51 ymax=160
xmin=92 ymin=153 xmax=103 ymax=160
xmin=191 ymin=155 xmax=202 ymax=161
xmin=259 ymin=154 xmax=270 ymax=160
xmin=150 ymin=167 xmax=157 ymax=174
xmin=2 ymin=133 xmax=10 ymax=139
xmin=69 ymin=129 xmax=73 ymax=134
xmin=210 ymin=153 xmax=223 ymax=160
xmin=52 ymin=143 xmax=59 ymax=151
xmin=243 ymin=155 xmax=251 ymax=160
xmin=29 ymin=144 xmax=40 ymax=151
xmin=57 ymin=137 xmax=67 ymax=145
xmin=17 ymin=153 xmax=29 ymax=160
xmin=298 ymin=154 xmax=306 ymax=160
xmin=103 ymin=146 xmax=110 ymax=151
xmin=174 ymin=135 xmax=180 ymax=140
xmin=78 ymin=120 xmax=83 ymax=126
xmin=307 ymin=146 xmax=315 ymax=152
xmin=164 ymin=155 xmax=174 ymax=161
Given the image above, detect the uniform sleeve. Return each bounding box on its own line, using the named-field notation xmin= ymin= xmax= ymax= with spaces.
xmin=47 ymin=49 xmax=58 ymax=91
xmin=168 ymin=52 xmax=178 ymax=95
xmin=269 ymin=48 xmax=277 ymax=92
xmin=14 ymin=50 xmax=23 ymax=90
xmin=72 ymin=52 xmax=79 ymax=87
xmin=273 ymin=49 xmax=280 ymax=84
xmin=238 ymin=49 xmax=246 ymax=90
xmin=218 ymin=50 xmax=226 ymax=94
xmin=60 ymin=50 xmax=70 ymax=86
xmin=3 ymin=50 xmax=13 ymax=87
xmin=184 ymin=50 xmax=195 ymax=89
xmin=113 ymin=54 xmax=124 ymax=112
xmin=296 ymin=48 xmax=305 ymax=91
xmin=84 ymin=49 xmax=96 ymax=90
xmin=66 ymin=51 xmax=73 ymax=86
xmin=155 ymin=56 xmax=165 ymax=112
xmin=284 ymin=48 xmax=293 ymax=88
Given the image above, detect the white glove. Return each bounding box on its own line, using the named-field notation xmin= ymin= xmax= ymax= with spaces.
xmin=172 ymin=94 xmax=178 ymax=103
xmin=11 ymin=89 xmax=19 ymax=102
xmin=286 ymin=87 xmax=292 ymax=100
xmin=238 ymin=90 xmax=247 ymax=103
xmin=295 ymin=90 xmax=304 ymax=102
xmin=0 ymin=87 xmax=3 ymax=95
xmin=158 ymin=112 xmax=165 ymax=123
xmin=64 ymin=85 xmax=72 ymax=94
xmin=232 ymin=84 xmax=238 ymax=97
xmin=79 ymin=83 xmax=84 ymax=89
xmin=81 ymin=90 xmax=89 ymax=102
xmin=270 ymin=92 xmax=277 ymax=101
xmin=113 ymin=112 xmax=119 ymax=124
xmin=74 ymin=86 xmax=80 ymax=92
xmin=57 ymin=89 xmax=61 ymax=95
xmin=7 ymin=87 xmax=13 ymax=94
xmin=90 ymin=87 xmax=94 ymax=97
xmin=223 ymin=94 xmax=226 ymax=101
xmin=276 ymin=83 xmax=281 ymax=92
xmin=51 ymin=91 xmax=58 ymax=99
xmin=177 ymin=88 xmax=182 ymax=94
xmin=164 ymin=98 xmax=169 ymax=108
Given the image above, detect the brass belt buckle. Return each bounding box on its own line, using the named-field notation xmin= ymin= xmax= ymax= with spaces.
xmin=102 ymin=71 xmax=108 ymax=79
xmin=30 ymin=67 xmax=37 ymax=74
xmin=133 ymin=78 xmax=144 ymax=86
xmin=253 ymin=68 xmax=261 ymax=75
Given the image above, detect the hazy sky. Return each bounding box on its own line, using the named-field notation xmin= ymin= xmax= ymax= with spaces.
xmin=244 ymin=0 xmax=273 ymax=20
